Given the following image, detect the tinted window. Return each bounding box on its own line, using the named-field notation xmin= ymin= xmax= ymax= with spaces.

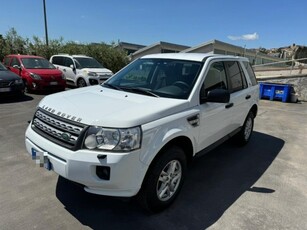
xmin=0 ymin=62 xmax=7 ymax=70
xmin=10 ymin=58 xmax=20 ymax=67
xmin=203 ymin=62 xmax=228 ymax=91
xmin=64 ymin=57 xmax=74 ymax=67
xmin=3 ymin=57 xmax=11 ymax=66
xmin=21 ymin=58 xmax=55 ymax=69
xmin=243 ymin=61 xmax=257 ymax=86
xmin=225 ymin=61 xmax=245 ymax=92
xmin=52 ymin=56 xmax=64 ymax=65
xmin=106 ymin=58 xmax=203 ymax=99
xmin=74 ymin=57 xmax=103 ymax=68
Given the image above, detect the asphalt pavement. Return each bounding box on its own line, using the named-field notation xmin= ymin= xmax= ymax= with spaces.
xmin=0 ymin=92 xmax=306 ymax=230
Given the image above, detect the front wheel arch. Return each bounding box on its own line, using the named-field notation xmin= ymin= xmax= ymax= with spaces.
xmin=76 ymin=77 xmax=87 ymax=87
xmin=137 ymin=145 xmax=187 ymax=212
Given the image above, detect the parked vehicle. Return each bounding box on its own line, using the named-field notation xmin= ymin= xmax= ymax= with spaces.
xmin=50 ymin=54 xmax=113 ymax=87
xmin=25 ymin=53 xmax=259 ymax=212
xmin=3 ymin=55 xmax=66 ymax=92
xmin=0 ymin=62 xmax=24 ymax=96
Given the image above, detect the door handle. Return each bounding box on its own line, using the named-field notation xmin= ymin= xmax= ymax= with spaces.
xmin=245 ymin=95 xmax=251 ymax=100
xmin=225 ymin=103 xmax=233 ymax=109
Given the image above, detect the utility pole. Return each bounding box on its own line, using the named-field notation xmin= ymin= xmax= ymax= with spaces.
xmin=43 ymin=0 xmax=49 ymax=47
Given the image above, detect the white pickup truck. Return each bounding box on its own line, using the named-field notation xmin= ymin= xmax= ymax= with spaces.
xmin=25 ymin=53 xmax=259 ymax=212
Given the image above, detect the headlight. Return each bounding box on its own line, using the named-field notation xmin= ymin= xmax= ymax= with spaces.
xmin=30 ymin=73 xmax=41 ymax=80
xmin=88 ymin=72 xmax=98 ymax=77
xmin=14 ymin=79 xmax=23 ymax=84
xmin=84 ymin=126 xmax=141 ymax=151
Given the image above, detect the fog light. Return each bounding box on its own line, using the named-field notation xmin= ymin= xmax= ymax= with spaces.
xmin=89 ymin=79 xmax=98 ymax=85
xmin=96 ymin=166 xmax=110 ymax=180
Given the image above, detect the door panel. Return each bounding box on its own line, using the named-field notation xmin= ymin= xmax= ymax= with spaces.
xmin=198 ymin=102 xmax=234 ymax=151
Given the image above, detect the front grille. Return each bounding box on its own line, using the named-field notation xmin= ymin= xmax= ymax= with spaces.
xmin=99 ymin=74 xmax=111 ymax=80
xmin=32 ymin=109 xmax=87 ymax=150
xmin=0 ymin=80 xmax=13 ymax=87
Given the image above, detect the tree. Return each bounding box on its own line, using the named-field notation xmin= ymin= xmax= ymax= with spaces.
xmin=0 ymin=27 xmax=129 ymax=72
xmin=0 ymin=28 xmax=27 ymax=59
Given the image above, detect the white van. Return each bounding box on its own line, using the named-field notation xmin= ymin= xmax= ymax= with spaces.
xmin=50 ymin=54 xmax=113 ymax=87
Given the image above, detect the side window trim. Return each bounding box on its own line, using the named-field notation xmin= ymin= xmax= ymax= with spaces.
xmin=238 ymin=62 xmax=248 ymax=89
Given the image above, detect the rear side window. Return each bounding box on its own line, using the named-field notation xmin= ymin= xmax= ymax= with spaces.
xmin=224 ymin=61 xmax=247 ymax=92
xmin=3 ymin=57 xmax=11 ymax=66
xmin=52 ymin=56 xmax=64 ymax=65
xmin=10 ymin=58 xmax=21 ymax=67
xmin=243 ymin=61 xmax=257 ymax=86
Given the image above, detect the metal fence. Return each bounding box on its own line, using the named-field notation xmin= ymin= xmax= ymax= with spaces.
xmin=253 ymin=58 xmax=307 ymax=77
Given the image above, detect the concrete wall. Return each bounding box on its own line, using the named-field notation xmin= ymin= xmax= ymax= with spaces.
xmin=257 ymin=75 xmax=307 ymax=102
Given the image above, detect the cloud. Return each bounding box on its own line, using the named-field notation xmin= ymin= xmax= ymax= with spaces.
xmin=228 ymin=32 xmax=259 ymax=41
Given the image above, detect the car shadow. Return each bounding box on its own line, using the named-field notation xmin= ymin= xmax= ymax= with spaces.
xmin=0 ymin=94 xmax=33 ymax=104
xmin=55 ymin=131 xmax=284 ymax=230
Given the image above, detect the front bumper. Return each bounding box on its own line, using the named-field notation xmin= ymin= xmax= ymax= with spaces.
xmin=25 ymin=125 xmax=148 ymax=197
xmin=28 ymin=79 xmax=66 ymax=91
xmin=88 ymin=77 xmax=110 ymax=85
xmin=0 ymin=84 xmax=24 ymax=94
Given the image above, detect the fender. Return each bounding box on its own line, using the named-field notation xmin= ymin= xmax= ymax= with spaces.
xmin=139 ymin=108 xmax=200 ymax=166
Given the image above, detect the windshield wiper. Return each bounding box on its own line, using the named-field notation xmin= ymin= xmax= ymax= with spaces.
xmin=121 ymin=87 xmax=159 ymax=98
xmin=102 ymin=83 xmax=123 ymax=91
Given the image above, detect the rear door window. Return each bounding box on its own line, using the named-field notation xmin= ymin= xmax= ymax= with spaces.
xmin=243 ymin=61 xmax=258 ymax=86
xmin=3 ymin=57 xmax=11 ymax=66
xmin=224 ymin=61 xmax=247 ymax=93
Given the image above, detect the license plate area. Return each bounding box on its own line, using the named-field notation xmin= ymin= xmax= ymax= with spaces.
xmin=0 ymin=88 xmax=11 ymax=92
xmin=31 ymin=148 xmax=52 ymax=170
xmin=50 ymin=81 xmax=58 ymax=85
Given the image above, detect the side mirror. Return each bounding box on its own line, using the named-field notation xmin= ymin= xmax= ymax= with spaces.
xmin=13 ymin=65 xmax=21 ymax=70
xmin=200 ymin=88 xmax=230 ymax=103
xmin=70 ymin=64 xmax=76 ymax=71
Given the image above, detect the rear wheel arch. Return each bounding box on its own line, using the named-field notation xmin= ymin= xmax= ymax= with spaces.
xmin=250 ymin=104 xmax=258 ymax=118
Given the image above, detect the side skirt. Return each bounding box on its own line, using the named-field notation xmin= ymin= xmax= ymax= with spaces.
xmin=194 ymin=127 xmax=242 ymax=158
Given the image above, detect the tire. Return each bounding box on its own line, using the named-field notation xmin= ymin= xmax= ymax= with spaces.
xmin=24 ymin=81 xmax=32 ymax=93
xmin=77 ymin=78 xmax=87 ymax=88
xmin=137 ymin=146 xmax=187 ymax=212
xmin=235 ymin=111 xmax=254 ymax=146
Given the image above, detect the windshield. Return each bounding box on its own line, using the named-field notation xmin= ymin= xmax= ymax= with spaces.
xmin=74 ymin=57 xmax=104 ymax=69
xmin=0 ymin=62 xmax=7 ymax=70
xmin=105 ymin=58 xmax=203 ymax=99
xmin=21 ymin=58 xmax=55 ymax=69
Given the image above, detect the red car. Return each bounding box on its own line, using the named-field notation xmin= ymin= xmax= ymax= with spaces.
xmin=3 ymin=54 xmax=66 ymax=92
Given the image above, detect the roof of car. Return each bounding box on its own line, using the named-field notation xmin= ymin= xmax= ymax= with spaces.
xmin=141 ymin=53 xmax=249 ymax=62
xmin=6 ymin=54 xmax=45 ymax=59
xmin=52 ymin=54 xmax=91 ymax=58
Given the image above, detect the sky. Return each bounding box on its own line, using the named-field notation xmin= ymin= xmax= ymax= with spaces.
xmin=0 ymin=0 xmax=306 ymax=49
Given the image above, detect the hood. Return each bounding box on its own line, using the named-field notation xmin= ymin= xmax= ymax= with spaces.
xmin=0 ymin=70 xmax=20 ymax=80
xmin=26 ymin=68 xmax=62 ymax=76
xmin=38 ymin=85 xmax=189 ymax=127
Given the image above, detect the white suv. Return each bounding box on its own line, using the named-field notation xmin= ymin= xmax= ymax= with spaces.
xmin=50 ymin=54 xmax=113 ymax=87
xmin=26 ymin=53 xmax=259 ymax=212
